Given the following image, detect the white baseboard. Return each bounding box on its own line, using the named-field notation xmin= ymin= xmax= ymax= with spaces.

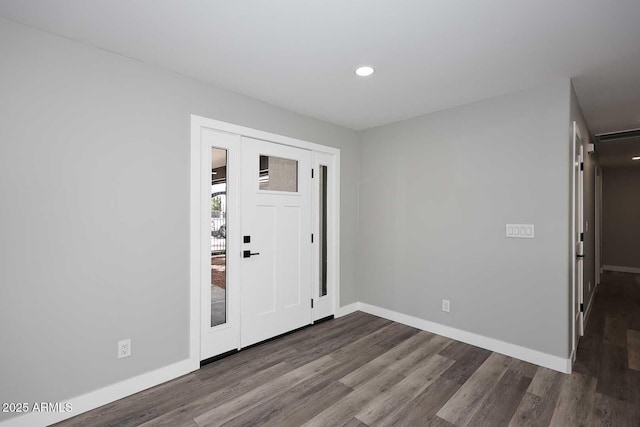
xmin=0 ymin=358 xmax=197 ymax=427
xmin=336 ymin=302 xmax=360 ymax=318
xmin=603 ymin=265 xmax=640 ymax=274
xmin=358 ymin=303 xmax=571 ymax=374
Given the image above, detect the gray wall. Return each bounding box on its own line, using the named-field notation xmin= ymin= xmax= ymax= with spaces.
xmin=602 ymin=166 xmax=640 ymax=269
xmin=570 ymin=85 xmax=596 ymax=310
xmin=0 ymin=19 xmax=359 ymax=420
xmin=358 ymin=79 xmax=572 ymax=358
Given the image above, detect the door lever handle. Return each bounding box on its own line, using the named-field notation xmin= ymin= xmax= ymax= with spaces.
xmin=576 ymin=254 xmax=585 ymax=258
xmin=243 ymin=250 xmax=260 ymax=258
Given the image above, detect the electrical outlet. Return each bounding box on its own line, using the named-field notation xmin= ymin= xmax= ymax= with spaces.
xmin=118 ymin=339 xmax=131 ymax=359
xmin=442 ymin=299 xmax=450 ymax=313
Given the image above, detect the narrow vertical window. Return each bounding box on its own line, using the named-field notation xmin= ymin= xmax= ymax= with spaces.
xmin=319 ymin=165 xmax=328 ymax=297
xmin=211 ymin=148 xmax=227 ymax=327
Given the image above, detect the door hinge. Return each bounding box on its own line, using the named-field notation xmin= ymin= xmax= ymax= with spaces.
xmin=311 ymin=168 xmax=314 ymax=178
xmin=311 ymin=233 xmax=314 ymax=243
xmin=580 ymin=232 xmax=584 ymax=242
xmin=580 ymin=303 xmax=584 ymax=312
xmin=311 ymin=299 xmax=314 ymax=308
xmin=580 ymin=162 xmax=584 ymax=171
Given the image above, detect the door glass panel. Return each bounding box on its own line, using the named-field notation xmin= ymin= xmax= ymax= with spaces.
xmin=319 ymin=165 xmax=328 ymax=297
xmin=211 ymin=148 xmax=227 ymax=327
xmin=259 ymin=155 xmax=298 ymax=192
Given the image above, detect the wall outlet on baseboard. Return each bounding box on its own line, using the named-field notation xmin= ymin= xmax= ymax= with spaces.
xmin=442 ymin=299 xmax=450 ymax=313
xmin=118 ymin=339 xmax=131 ymax=359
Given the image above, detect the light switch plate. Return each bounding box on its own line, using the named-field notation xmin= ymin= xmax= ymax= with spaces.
xmin=506 ymin=224 xmax=535 ymax=239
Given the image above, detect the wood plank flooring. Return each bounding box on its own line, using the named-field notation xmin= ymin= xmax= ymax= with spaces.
xmin=55 ymin=272 xmax=640 ymax=427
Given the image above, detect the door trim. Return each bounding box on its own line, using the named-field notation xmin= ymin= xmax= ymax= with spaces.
xmin=189 ymin=115 xmax=341 ymax=367
xmin=570 ymin=120 xmax=584 ymax=363
xmin=595 ymin=166 xmax=602 ymax=286
xmin=312 ymin=152 xmax=337 ymax=321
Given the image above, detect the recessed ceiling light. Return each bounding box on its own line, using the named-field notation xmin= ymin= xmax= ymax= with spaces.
xmin=633 ymin=156 xmax=640 ymax=160
xmin=355 ymin=66 xmax=375 ymax=77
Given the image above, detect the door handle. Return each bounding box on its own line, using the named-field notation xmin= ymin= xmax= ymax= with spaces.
xmin=243 ymin=250 xmax=260 ymax=258
xmin=576 ymin=254 xmax=585 ymax=258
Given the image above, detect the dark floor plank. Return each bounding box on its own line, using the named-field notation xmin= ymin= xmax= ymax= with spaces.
xmin=138 ymin=362 xmax=294 ymax=426
xmin=603 ymin=314 xmax=628 ymax=348
xmin=436 ymin=352 xmax=511 ymax=426
xmin=573 ymin=333 xmax=601 ymax=378
xmin=367 ymin=375 xmax=460 ymax=427
xmin=339 ymin=331 xmax=435 ymax=388
xmin=592 ymin=392 xmax=640 ymax=427
xmin=508 ymin=358 xmax=539 ymax=380
xmin=439 ymin=341 xmax=492 ymax=385
xmin=509 ymin=392 xmax=559 ymax=427
xmin=339 ymin=418 xmax=369 ymax=427
xmin=354 ymin=354 xmax=455 ymax=426
xmin=628 ymin=329 xmax=640 ymax=371
xmin=597 ymin=343 xmax=631 ymax=401
xmin=284 ymin=315 xmax=394 ymax=368
xmin=548 ymin=372 xmax=596 ymax=427
xmin=224 ymin=380 xmax=353 ymax=427
xmin=527 ymin=367 xmax=565 ymax=399
xmin=53 ymin=373 xmax=203 ymax=427
xmin=509 ymin=366 xmax=565 ymax=427
xmin=303 ymin=367 xmax=405 ymax=427
xmin=387 ymin=335 xmax=453 ymax=377
xmin=194 ymin=355 xmax=336 ymax=426
xmin=196 ymin=344 xmax=299 ymax=385
xmin=223 ymin=341 xmax=393 ymax=427
xmin=467 ymin=369 xmax=531 ymax=427
xmin=329 ymin=321 xmax=421 ymax=365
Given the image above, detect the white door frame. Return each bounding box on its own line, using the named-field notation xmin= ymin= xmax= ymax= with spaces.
xmin=595 ymin=165 xmax=602 ymax=286
xmin=312 ymin=151 xmax=337 ymax=321
xmin=189 ymin=115 xmax=341 ymax=368
xmin=571 ymin=121 xmax=585 ymax=363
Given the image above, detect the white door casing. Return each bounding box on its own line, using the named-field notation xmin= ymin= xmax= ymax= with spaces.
xmin=312 ymin=152 xmax=336 ymax=321
xmin=239 ymin=136 xmax=313 ymax=348
xmin=595 ymin=166 xmax=602 ymax=286
xmin=571 ymin=121 xmax=585 ymax=361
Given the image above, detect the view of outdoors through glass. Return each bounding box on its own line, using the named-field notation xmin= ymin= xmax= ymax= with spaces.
xmin=211 ymin=148 xmax=227 ymax=327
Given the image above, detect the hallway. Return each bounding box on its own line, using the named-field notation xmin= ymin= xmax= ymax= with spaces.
xmin=573 ymin=271 xmax=640 ymax=422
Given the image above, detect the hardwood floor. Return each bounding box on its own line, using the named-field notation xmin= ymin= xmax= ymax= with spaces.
xmin=55 ymin=273 xmax=640 ymax=427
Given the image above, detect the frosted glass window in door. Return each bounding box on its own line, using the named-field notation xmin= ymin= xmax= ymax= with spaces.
xmin=259 ymin=155 xmax=298 ymax=192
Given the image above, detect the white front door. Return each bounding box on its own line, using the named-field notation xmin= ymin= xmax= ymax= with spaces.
xmin=572 ymin=121 xmax=585 ymax=360
xmin=240 ymin=137 xmax=313 ymax=347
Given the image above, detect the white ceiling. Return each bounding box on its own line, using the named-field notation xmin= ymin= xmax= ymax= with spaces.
xmin=2 ymin=1 xmax=640 ymax=132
